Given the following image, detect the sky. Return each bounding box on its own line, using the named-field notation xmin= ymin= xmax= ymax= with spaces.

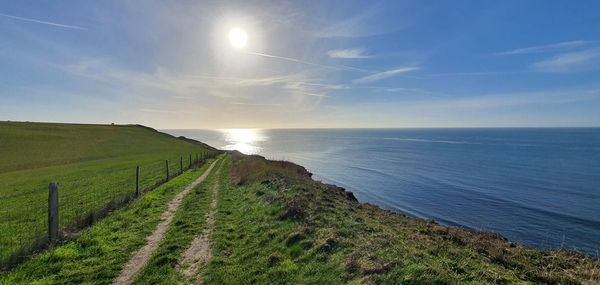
xmin=1 ymin=0 xmax=600 ymax=129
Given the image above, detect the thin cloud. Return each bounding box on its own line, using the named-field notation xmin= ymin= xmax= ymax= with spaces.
xmin=299 ymin=82 xmax=349 ymax=90
xmin=491 ymin=40 xmax=596 ymax=56
xmin=282 ymin=81 xmax=329 ymax=98
xmin=245 ymin=51 xmax=372 ymax=73
xmin=313 ymin=3 xmax=406 ymax=38
xmin=63 ymin=58 xmax=332 ymax=114
xmin=172 ymin=96 xmax=196 ymax=100
xmin=423 ymin=70 xmax=528 ymax=77
xmin=327 ymin=48 xmax=371 ymax=59
xmin=363 ymin=88 xmax=600 ymax=112
xmin=436 ymin=89 xmax=600 ymax=110
xmin=301 ymin=92 xmax=327 ymax=97
xmin=0 ymin=12 xmax=86 ymax=30
xmin=353 ymin=67 xmax=419 ymax=83
xmin=139 ymin=108 xmax=174 ymax=114
xmin=191 ymin=74 xmax=337 ymax=98
xmin=64 ymin=59 xmax=341 ymax=99
xmin=384 ymin=87 xmax=441 ymax=96
xmin=231 ymin=102 xmax=283 ymax=106
xmin=532 ymin=48 xmax=600 ymax=73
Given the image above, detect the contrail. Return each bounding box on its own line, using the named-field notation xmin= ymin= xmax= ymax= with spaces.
xmin=0 ymin=12 xmax=86 ymax=30
xmin=245 ymin=51 xmax=373 ymax=73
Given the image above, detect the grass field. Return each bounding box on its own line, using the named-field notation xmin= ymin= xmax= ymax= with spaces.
xmin=0 ymin=121 xmax=218 ymax=268
xmin=0 ymin=159 xmax=218 ymax=284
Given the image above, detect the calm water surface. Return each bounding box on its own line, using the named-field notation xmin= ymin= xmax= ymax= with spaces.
xmin=165 ymin=128 xmax=600 ymax=255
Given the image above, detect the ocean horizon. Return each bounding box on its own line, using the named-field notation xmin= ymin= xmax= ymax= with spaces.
xmin=165 ymin=127 xmax=600 ymax=256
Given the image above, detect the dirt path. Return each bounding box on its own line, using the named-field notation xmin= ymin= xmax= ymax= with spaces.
xmin=177 ymin=159 xmax=222 ymax=284
xmin=112 ymin=159 xmax=219 ymax=285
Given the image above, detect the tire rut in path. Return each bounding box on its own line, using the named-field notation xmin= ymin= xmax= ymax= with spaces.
xmin=112 ymin=160 xmax=219 ymax=285
xmin=177 ymin=159 xmax=223 ymax=284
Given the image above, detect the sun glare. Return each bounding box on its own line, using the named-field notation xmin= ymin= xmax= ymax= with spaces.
xmin=221 ymin=129 xmax=265 ymax=154
xmin=228 ymin=27 xmax=248 ymax=49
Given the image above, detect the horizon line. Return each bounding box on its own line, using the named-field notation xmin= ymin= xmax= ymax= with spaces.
xmin=2 ymin=120 xmax=599 ymax=130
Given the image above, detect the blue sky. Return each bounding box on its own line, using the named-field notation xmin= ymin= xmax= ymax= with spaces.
xmin=1 ymin=0 xmax=600 ymax=128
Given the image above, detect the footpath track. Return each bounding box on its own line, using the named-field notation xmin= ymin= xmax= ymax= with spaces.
xmin=177 ymin=158 xmax=223 ymax=284
xmin=112 ymin=159 xmax=220 ymax=285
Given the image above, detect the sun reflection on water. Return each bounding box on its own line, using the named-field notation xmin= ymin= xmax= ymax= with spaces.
xmin=220 ymin=128 xmax=266 ymax=154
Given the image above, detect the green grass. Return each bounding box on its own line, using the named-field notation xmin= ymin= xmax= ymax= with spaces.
xmin=204 ymin=156 xmax=346 ymax=284
xmin=203 ymin=152 xmax=600 ymax=284
xmin=0 ymin=121 xmax=218 ymax=268
xmin=0 ymin=160 xmax=216 ymax=284
xmin=2 ymin=146 xmax=599 ymax=284
xmin=133 ymin=156 xmax=226 ymax=284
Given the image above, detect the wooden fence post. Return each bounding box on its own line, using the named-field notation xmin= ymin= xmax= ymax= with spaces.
xmin=166 ymin=160 xmax=170 ymax=181
xmin=135 ymin=166 xmax=140 ymax=197
xmin=189 ymin=154 xmax=192 ymax=169
xmin=180 ymin=156 xmax=183 ymax=174
xmin=48 ymin=182 xmax=59 ymax=246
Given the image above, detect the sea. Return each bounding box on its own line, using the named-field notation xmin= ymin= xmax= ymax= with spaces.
xmin=164 ymin=128 xmax=600 ymax=256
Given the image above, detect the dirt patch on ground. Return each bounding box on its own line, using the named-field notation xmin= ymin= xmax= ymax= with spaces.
xmin=112 ymin=160 xmax=219 ymax=285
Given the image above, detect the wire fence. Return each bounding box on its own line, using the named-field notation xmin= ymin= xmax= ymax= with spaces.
xmin=0 ymin=151 xmax=218 ymax=269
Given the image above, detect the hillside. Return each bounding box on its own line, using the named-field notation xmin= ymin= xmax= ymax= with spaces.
xmin=0 ymin=122 xmax=215 ymax=174
xmin=2 ymin=150 xmax=598 ymax=284
xmin=0 ymin=121 xmax=218 ymax=268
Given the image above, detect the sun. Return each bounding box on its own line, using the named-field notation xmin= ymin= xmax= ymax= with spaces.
xmin=228 ymin=27 xmax=248 ymax=49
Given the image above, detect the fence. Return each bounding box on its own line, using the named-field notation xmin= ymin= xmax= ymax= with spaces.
xmin=0 ymin=151 xmax=218 ymax=269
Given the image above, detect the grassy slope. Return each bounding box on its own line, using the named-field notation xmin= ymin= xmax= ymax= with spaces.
xmin=0 ymin=122 xmax=213 ymax=173
xmin=205 ymin=152 xmax=600 ymax=284
xmin=2 ymin=149 xmax=598 ymax=284
xmin=0 ymin=121 xmax=217 ymax=267
xmin=0 ymin=159 xmax=216 ymax=284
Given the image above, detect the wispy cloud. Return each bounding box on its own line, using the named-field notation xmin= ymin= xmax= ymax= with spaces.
xmin=313 ymin=4 xmax=406 ymax=38
xmin=231 ymin=102 xmax=283 ymax=106
xmin=0 ymin=12 xmax=86 ymax=30
xmin=435 ymin=89 xmax=600 ymax=110
xmin=139 ymin=108 xmax=175 ymax=114
xmin=491 ymin=40 xmax=595 ymax=56
xmin=172 ymin=96 xmax=196 ymax=100
xmin=422 ymin=70 xmax=528 ymax=77
xmin=188 ymin=74 xmax=308 ymax=88
xmin=353 ymin=67 xmax=419 ymax=83
xmin=188 ymin=74 xmax=336 ymax=98
xmin=245 ymin=51 xmax=371 ymax=73
xmin=384 ymin=87 xmax=441 ymax=96
xmin=301 ymin=92 xmax=327 ymax=97
xmin=532 ymin=48 xmax=600 ymax=73
xmin=62 ymin=58 xmax=337 ymax=114
xmin=327 ymin=48 xmax=371 ymax=59
xmin=281 ymin=81 xmax=330 ymax=98
xmin=360 ymin=88 xmax=600 ymax=111
xmin=298 ymin=82 xmax=349 ymax=90
xmin=65 ymin=60 xmax=304 ymax=94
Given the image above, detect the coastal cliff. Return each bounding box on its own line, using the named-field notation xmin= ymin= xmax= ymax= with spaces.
xmin=210 ymin=150 xmax=599 ymax=284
